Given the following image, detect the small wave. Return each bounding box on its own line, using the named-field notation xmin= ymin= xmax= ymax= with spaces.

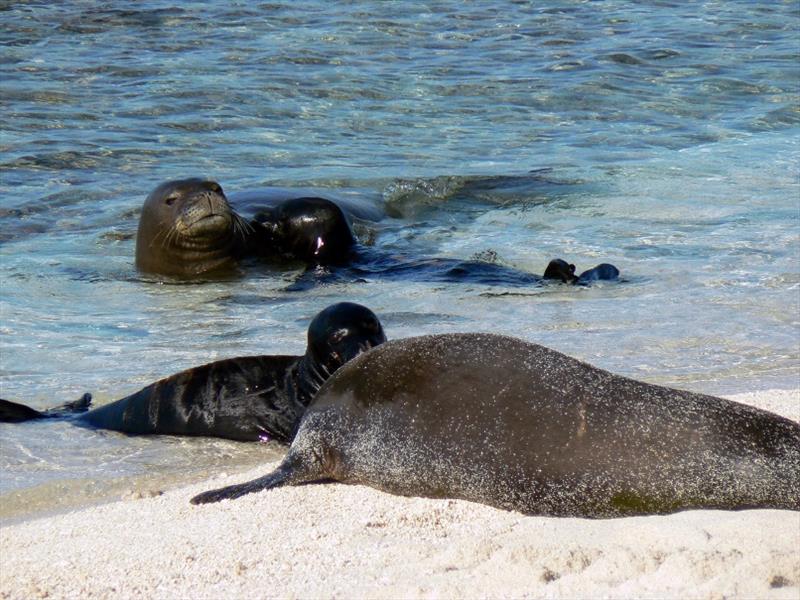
xmin=55 ymin=7 xmax=190 ymax=34
xmin=381 ymin=171 xmax=584 ymax=218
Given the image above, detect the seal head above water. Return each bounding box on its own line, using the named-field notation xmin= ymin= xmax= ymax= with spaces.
xmin=135 ymin=178 xmax=253 ymax=277
xmin=544 ymin=258 xmax=620 ymax=285
xmin=252 ymin=197 xmax=357 ymax=265
xmin=192 ymin=333 xmax=800 ymax=517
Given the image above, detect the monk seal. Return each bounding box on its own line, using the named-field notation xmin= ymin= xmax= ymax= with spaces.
xmin=192 ymin=333 xmax=800 ymax=517
xmin=0 ymin=303 xmax=386 ymax=443
xmin=251 ymin=197 xmax=357 ymax=265
xmin=135 ymin=178 xmax=362 ymax=277
xmin=136 ymin=179 xmax=622 ymax=288
xmin=135 ymin=178 xmax=255 ymax=277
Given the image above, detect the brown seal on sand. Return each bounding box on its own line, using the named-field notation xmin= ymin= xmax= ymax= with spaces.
xmin=192 ymin=333 xmax=800 ymax=517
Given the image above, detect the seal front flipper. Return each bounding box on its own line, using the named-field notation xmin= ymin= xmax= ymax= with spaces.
xmin=191 ymin=450 xmax=324 ymax=504
xmin=43 ymin=392 xmax=92 ymax=417
xmin=0 ymin=393 xmax=92 ymax=423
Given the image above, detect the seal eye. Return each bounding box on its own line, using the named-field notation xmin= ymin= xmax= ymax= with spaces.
xmin=165 ymin=195 xmax=179 ymax=206
xmin=207 ymin=182 xmax=223 ymax=194
xmin=328 ymin=328 xmax=348 ymax=345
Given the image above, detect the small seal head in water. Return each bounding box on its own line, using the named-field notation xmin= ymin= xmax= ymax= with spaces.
xmin=544 ymin=258 xmax=620 ymax=285
xmin=252 ymin=197 xmax=357 ymax=265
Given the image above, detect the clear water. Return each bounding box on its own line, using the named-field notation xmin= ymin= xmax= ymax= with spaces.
xmin=1 ymin=1 xmax=798 ymax=522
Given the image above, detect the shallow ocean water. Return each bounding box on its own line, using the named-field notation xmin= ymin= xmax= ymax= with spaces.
xmin=0 ymin=1 xmax=798 ymax=521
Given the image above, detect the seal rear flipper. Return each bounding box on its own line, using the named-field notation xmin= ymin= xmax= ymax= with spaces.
xmin=0 ymin=398 xmax=47 ymax=422
xmin=190 ymin=450 xmax=323 ymax=505
xmin=0 ymin=394 xmax=92 ymax=422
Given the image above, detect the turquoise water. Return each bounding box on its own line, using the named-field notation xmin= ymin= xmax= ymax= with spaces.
xmin=1 ymin=1 xmax=798 ymax=520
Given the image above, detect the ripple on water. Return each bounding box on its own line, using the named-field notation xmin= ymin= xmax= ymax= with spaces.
xmin=0 ymin=0 xmax=798 ymax=521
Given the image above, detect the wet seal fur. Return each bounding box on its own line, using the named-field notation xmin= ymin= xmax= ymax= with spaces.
xmin=192 ymin=333 xmax=800 ymax=517
xmin=135 ymin=178 xmax=359 ymax=277
xmin=0 ymin=303 xmax=386 ymax=443
xmin=136 ymin=178 xmax=253 ymax=277
xmin=544 ymin=258 xmax=620 ymax=285
xmin=136 ymin=179 xmax=622 ymax=288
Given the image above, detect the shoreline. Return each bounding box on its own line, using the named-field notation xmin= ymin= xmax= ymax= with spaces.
xmin=1 ymin=389 xmax=798 ymax=599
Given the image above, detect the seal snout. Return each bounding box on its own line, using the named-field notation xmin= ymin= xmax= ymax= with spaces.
xmin=179 ymin=191 xmax=234 ymax=236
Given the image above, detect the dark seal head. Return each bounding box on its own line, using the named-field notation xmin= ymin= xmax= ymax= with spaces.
xmin=543 ymin=258 xmax=577 ymax=283
xmin=192 ymin=333 xmax=800 ymax=517
xmin=302 ymin=301 xmax=387 ymax=385
xmin=253 ymin=197 xmax=356 ymax=265
xmin=135 ymin=178 xmax=251 ymax=277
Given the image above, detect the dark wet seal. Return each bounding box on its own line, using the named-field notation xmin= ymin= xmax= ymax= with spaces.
xmin=135 ymin=178 xmax=254 ymax=278
xmin=135 ymin=178 xmax=622 ymax=289
xmin=135 ymin=178 xmax=377 ymax=278
xmin=192 ymin=333 xmax=800 ymax=518
xmin=0 ymin=303 xmax=386 ymax=444
xmin=605 ymin=53 xmax=645 ymax=65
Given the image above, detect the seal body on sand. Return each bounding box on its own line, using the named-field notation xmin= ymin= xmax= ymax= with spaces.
xmin=0 ymin=303 xmax=386 ymax=443
xmin=192 ymin=333 xmax=800 ymax=517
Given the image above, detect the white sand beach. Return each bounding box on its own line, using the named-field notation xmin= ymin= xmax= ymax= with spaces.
xmin=1 ymin=389 xmax=798 ymax=600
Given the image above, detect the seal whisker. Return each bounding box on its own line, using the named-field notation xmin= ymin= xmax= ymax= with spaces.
xmin=161 ymin=225 xmax=179 ymax=249
xmin=235 ymin=213 xmax=254 ymax=235
xmin=149 ymin=227 xmax=167 ymax=248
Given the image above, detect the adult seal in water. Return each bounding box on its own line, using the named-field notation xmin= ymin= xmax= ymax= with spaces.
xmin=0 ymin=303 xmax=386 ymax=443
xmin=135 ymin=178 xmax=253 ymax=277
xmin=135 ymin=178 xmax=360 ymax=277
xmin=192 ymin=333 xmax=800 ymax=517
xmin=136 ymin=179 xmax=622 ymax=287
